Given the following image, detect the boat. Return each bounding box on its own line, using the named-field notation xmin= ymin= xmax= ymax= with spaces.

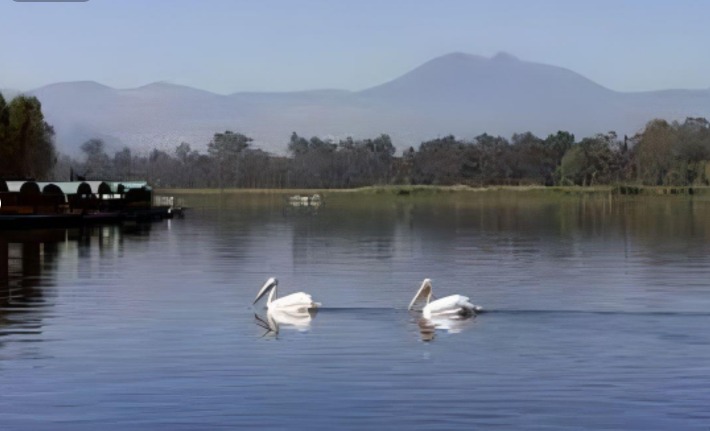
xmin=0 ymin=179 xmax=178 ymax=229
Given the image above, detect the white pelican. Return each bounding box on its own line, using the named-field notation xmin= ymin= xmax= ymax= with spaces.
xmin=408 ymin=278 xmax=482 ymax=319
xmin=253 ymin=277 xmax=321 ymax=312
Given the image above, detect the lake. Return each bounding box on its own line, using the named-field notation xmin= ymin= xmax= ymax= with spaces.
xmin=2 ymin=191 xmax=710 ymax=430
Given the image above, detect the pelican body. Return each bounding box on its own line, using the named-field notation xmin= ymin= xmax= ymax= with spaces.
xmin=408 ymin=278 xmax=481 ymax=319
xmin=253 ymin=277 xmax=320 ymax=312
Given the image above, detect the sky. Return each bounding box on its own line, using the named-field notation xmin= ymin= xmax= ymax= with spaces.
xmin=1 ymin=0 xmax=709 ymax=94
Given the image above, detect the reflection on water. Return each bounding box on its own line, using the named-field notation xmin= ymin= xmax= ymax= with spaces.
xmin=416 ymin=313 xmax=477 ymax=342
xmin=1 ymin=230 xmax=62 ymax=353
xmin=0 ymin=234 xmax=53 ymax=355
xmin=2 ymin=192 xmax=710 ymax=430
xmin=0 ymin=225 xmax=153 ymax=355
xmin=254 ymin=308 xmax=318 ymax=337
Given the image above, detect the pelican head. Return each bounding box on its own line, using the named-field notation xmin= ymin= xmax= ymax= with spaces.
xmin=408 ymin=278 xmax=433 ymax=310
xmin=254 ymin=277 xmax=278 ymax=305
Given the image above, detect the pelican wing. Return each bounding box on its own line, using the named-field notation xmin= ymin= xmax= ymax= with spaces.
xmin=268 ymin=308 xmax=313 ymax=330
xmin=270 ymin=292 xmax=319 ymax=311
xmin=426 ymin=294 xmax=475 ymax=315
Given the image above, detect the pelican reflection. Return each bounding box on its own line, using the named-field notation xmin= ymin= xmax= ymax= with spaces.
xmin=254 ymin=307 xmax=318 ymax=336
xmin=415 ymin=313 xmax=476 ymax=342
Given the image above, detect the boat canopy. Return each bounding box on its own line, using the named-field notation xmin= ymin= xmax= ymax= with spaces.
xmin=113 ymin=181 xmax=151 ymax=193
xmin=35 ymin=182 xmax=84 ymax=195
xmin=2 ymin=180 xmax=151 ymax=195
xmin=4 ymin=181 xmax=27 ymax=192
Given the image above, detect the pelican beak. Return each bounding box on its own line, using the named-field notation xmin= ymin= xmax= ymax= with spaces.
xmin=408 ymin=294 xmax=419 ymax=310
xmin=409 ymin=278 xmax=432 ymax=310
xmin=254 ymin=277 xmax=277 ymax=304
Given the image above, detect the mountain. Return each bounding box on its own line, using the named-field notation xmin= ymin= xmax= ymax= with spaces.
xmin=357 ymin=52 xmax=624 ymax=144
xmin=361 ymin=52 xmax=613 ymax=103
xmin=26 ymin=53 xmax=710 ymax=155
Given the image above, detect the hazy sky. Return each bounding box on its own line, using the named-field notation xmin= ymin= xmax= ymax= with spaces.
xmin=2 ymin=0 xmax=709 ymax=94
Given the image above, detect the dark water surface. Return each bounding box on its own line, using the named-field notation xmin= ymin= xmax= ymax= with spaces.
xmin=2 ymin=192 xmax=710 ymax=430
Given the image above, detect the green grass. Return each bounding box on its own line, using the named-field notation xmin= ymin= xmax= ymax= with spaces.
xmin=156 ymin=184 xmax=710 ymax=197
xmin=157 ymin=185 xmax=612 ymax=196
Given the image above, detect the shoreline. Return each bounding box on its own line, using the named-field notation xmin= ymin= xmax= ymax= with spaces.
xmin=156 ymin=185 xmax=710 ymax=196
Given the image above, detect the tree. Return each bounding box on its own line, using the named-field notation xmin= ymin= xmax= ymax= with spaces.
xmin=543 ymin=131 xmax=574 ymax=185
xmin=173 ymin=142 xmax=202 ymax=187
xmin=147 ymin=148 xmax=177 ymax=187
xmin=675 ymin=118 xmax=710 ymax=185
xmin=207 ymin=131 xmax=252 ymax=188
xmin=367 ymin=134 xmax=396 ymax=184
xmin=559 ymin=132 xmax=624 ymax=185
xmin=474 ymin=134 xmax=513 ymax=184
xmin=287 ymin=132 xmax=310 ymax=157
xmin=0 ymin=95 xmax=56 ymax=179
xmin=286 ymin=133 xmax=337 ymax=187
xmin=558 ymin=145 xmax=587 ymax=185
xmin=393 ymin=146 xmax=416 ymax=184
xmin=175 ymin=142 xmax=195 ymax=165
xmin=511 ymin=132 xmax=545 ymax=184
xmin=113 ymin=147 xmax=132 ymax=180
xmin=335 ymin=134 xmax=396 ymax=187
xmin=80 ymin=138 xmax=111 ymax=179
xmin=0 ymin=93 xmax=9 ymax=175
xmin=633 ymin=119 xmax=676 ymax=185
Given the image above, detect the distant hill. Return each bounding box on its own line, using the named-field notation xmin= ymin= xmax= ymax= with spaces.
xmin=26 ymin=52 xmax=710 ymax=155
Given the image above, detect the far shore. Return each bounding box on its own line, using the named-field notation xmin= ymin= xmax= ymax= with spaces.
xmin=156 ymin=185 xmax=710 ymax=196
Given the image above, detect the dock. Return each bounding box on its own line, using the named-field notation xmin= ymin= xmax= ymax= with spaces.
xmin=0 ymin=180 xmax=181 ymax=229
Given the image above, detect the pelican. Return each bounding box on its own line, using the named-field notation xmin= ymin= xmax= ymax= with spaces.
xmin=408 ymin=278 xmax=482 ymax=319
xmin=253 ymin=277 xmax=321 ymax=312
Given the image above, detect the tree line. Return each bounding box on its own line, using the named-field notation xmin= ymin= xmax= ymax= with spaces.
xmin=0 ymin=93 xmax=56 ymax=180
xmin=64 ymin=119 xmax=710 ymax=188
xmin=2 ymin=93 xmax=710 ymax=188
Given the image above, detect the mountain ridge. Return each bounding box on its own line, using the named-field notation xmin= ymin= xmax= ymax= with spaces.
xmin=9 ymin=52 xmax=709 ymax=155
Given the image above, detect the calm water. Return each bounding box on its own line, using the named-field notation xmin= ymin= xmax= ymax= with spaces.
xmin=2 ymin=192 xmax=710 ymax=430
